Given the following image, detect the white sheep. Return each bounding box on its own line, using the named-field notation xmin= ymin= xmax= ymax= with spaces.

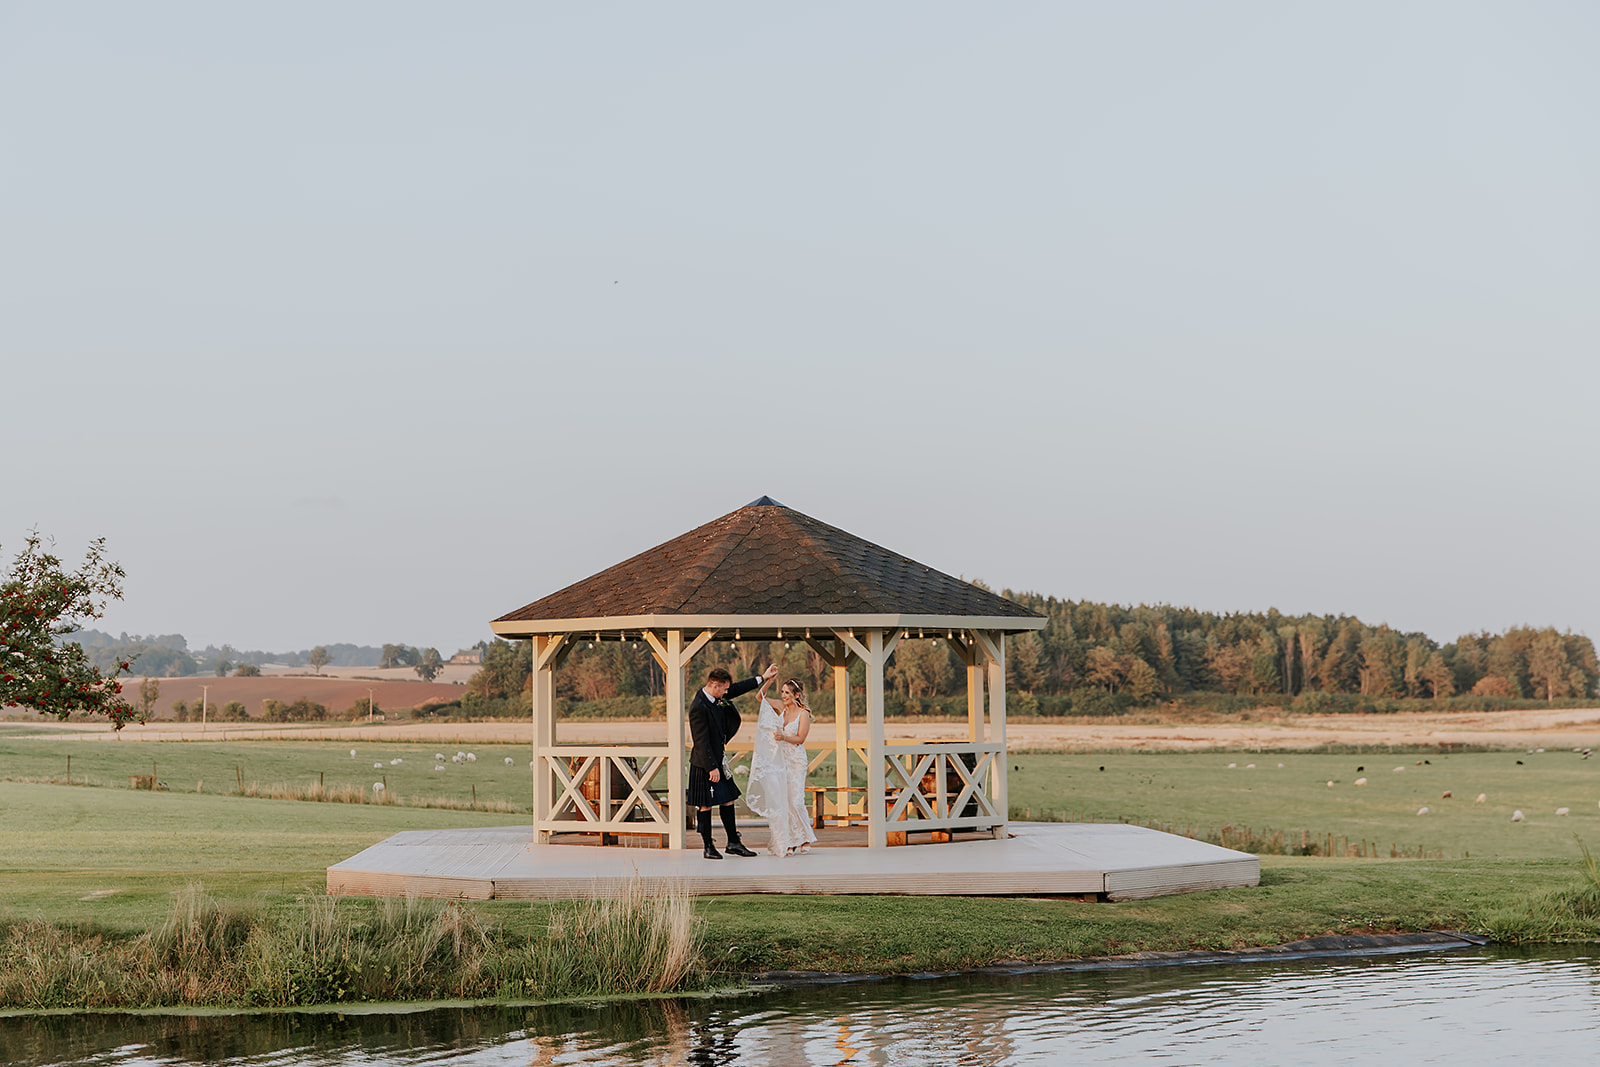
xmin=1326 ymin=780 xmax=1335 ymax=788
xmin=436 ymin=753 xmax=446 ymax=761
xmin=374 ymin=762 xmax=384 ymax=769
xmin=1512 ymin=810 xmax=1525 ymax=822
xmin=1245 ymin=764 xmax=1256 ymax=770
xmin=350 ymin=749 xmax=357 ymax=758
xmin=434 ymin=765 xmax=446 ymax=772
xmin=1417 ymin=807 xmax=1429 ymax=816
xmin=504 ymin=756 xmax=514 ymax=765
xmin=1392 ymin=766 xmax=1405 ymax=773
xmin=466 ymin=753 xmax=477 ymax=762
xmin=373 ymin=782 xmax=385 ymax=792
xmin=1227 ymin=763 xmax=1237 ymax=769
xmin=1354 ymin=777 xmax=1368 ymax=786
xmin=389 ymin=758 xmax=402 ymax=765
xmin=1476 ymin=793 xmax=1487 ymax=803
xmin=1556 ymin=807 xmax=1570 ymax=816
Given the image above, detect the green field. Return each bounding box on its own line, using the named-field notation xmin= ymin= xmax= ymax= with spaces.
xmin=0 ymin=735 xmax=535 ymax=810
xmin=5 ymin=739 xmax=1600 ymax=1008
xmin=1007 ymin=749 xmax=1600 ymax=860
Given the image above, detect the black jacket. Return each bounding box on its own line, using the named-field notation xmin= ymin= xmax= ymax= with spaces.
xmin=688 ymin=676 xmax=760 ymax=770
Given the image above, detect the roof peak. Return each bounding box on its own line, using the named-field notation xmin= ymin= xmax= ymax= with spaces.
xmin=745 ymin=495 xmax=785 ymax=508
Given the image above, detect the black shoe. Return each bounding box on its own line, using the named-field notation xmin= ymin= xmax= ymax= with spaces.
xmin=725 ymin=841 xmax=757 ymax=858
xmin=703 ymin=843 xmax=723 ymax=859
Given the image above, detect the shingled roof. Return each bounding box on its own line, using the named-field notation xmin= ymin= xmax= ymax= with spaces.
xmin=491 ymin=498 xmax=1043 ymax=636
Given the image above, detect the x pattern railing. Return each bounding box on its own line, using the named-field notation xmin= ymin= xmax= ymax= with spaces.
xmin=883 ymin=743 xmax=1002 ymax=828
xmin=546 ymin=748 xmax=671 ymax=830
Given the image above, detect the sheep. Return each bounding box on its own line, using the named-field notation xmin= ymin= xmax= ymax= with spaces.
xmin=389 ymin=758 xmax=402 ymax=765
xmin=504 ymin=756 xmax=514 ymax=765
xmin=350 ymin=749 xmax=357 ymax=758
xmin=1354 ymin=778 xmax=1368 ymax=786
xmin=1441 ymin=791 xmax=1452 ymax=798
xmin=1476 ymin=793 xmax=1487 ymax=803
xmin=1392 ymin=766 xmax=1406 ymax=773
xmin=1556 ymin=807 xmax=1571 ymax=816
xmin=1511 ymin=810 xmax=1525 ymax=822
xmin=373 ymin=782 xmax=385 ymax=792
xmin=466 ymin=753 xmax=477 ymax=762
xmin=374 ymin=762 xmax=384 ymax=769
xmin=1417 ymin=807 xmax=1429 ymax=816
xmin=1326 ymin=780 xmax=1336 ymax=788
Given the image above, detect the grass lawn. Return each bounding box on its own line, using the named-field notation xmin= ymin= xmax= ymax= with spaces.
xmin=6 ymin=744 xmax=1600 ymax=1008
xmin=1007 ymin=750 xmax=1600 ymax=860
xmin=0 ymin=736 xmax=534 ymax=810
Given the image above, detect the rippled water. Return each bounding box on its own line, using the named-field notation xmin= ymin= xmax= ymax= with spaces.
xmin=5 ymin=946 xmax=1599 ymax=1066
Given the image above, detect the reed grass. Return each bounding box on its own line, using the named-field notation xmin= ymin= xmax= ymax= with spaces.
xmin=529 ymin=877 xmax=702 ymax=996
xmin=0 ymin=878 xmax=703 ymax=1010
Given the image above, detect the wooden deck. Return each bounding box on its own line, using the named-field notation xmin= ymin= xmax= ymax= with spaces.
xmin=326 ymin=822 xmax=1259 ymax=901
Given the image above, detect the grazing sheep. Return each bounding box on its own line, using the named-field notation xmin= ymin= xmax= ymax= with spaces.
xmin=504 ymin=756 xmax=514 ymax=765
xmin=1393 ymin=766 xmax=1406 ymax=773
xmin=389 ymin=758 xmax=402 ymax=765
xmin=466 ymin=753 xmax=477 ymax=762
xmin=1277 ymin=762 xmax=1285 ymax=768
xmin=374 ymin=762 xmax=384 ymax=769
xmin=1417 ymin=807 xmax=1429 ymax=816
xmin=1228 ymin=763 xmax=1237 ymax=769
xmin=1557 ymin=807 xmax=1570 ymax=816
xmin=1354 ymin=778 xmax=1368 ymax=786
xmin=1326 ymin=780 xmax=1336 ymax=788
xmin=1476 ymin=793 xmax=1487 ymax=803
xmin=1245 ymin=763 xmax=1256 ymax=769
xmin=1511 ymin=810 xmax=1525 ymax=822
xmin=1441 ymin=791 xmax=1452 ymax=798
xmin=434 ymin=765 xmax=446 ymax=771
xmin=435 ymin=753 xmax=446 ymax=761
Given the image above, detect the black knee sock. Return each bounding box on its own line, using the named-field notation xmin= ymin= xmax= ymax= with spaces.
xmin=697 ymin=809 xmax=715 ymax=848
xmin=719 ymin=804 xmax=741 ymax=844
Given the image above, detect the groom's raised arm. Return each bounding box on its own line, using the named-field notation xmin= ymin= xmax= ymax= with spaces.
xmin=724 ymin=675 xmax=762 ymax=700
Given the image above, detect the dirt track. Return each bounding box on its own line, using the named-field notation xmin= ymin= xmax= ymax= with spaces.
xmin=14 ymin=706 xmax=1600 ymax=751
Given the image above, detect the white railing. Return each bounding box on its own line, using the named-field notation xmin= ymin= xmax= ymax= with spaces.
xmin=542 ymin=747 xmax=672 ymax=833
xmin=881 ymin=742 xmax=1004 ymax=832
xmin=539 ymin=740 xmax=1002 ymax=839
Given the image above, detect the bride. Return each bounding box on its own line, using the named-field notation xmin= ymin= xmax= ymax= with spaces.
xmin=744 ymin=674 xmax=818 ymax=857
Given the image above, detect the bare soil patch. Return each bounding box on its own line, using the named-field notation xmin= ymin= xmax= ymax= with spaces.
xmin=107 ymin=676 xmax=465 ymax=718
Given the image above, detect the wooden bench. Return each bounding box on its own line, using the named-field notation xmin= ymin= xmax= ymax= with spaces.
xmin=806 ymin=785 xmax=873 ymax=829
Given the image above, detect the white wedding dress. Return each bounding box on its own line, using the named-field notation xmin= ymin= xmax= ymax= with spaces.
xmin=744 ymin=698 xmax=817 ymax=857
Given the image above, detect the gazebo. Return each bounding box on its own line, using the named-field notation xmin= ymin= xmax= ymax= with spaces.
xmin=490 ymin=498 xmax=1046 ymax=851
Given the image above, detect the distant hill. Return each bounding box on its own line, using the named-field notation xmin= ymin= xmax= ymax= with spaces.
xmin=63 ymin=631 xmax=436 ymax=678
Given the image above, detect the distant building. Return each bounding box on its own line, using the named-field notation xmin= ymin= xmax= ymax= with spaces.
xmin=448 ymin=648 xmax=482 ymax=665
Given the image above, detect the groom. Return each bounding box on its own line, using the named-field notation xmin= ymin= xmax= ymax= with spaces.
xmin=689 ymin=663 xmax=778 ymax=858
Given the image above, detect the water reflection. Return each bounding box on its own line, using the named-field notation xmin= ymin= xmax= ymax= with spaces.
xmin=5 ymin=946 xmax=1599 ymax=1066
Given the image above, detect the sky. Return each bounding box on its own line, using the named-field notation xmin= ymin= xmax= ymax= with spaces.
xmin=4 ymin=2 xmax=1598 ymax=654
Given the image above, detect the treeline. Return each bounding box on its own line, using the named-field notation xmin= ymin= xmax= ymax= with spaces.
xmin=63 ymin=630 xmax=458 ymax=679
xmin=462 ymin=594 xmax=1598 ymax=714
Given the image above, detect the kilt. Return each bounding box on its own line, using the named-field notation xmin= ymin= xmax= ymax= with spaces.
xmin=687 ymin=763 xmax=740 ymax=807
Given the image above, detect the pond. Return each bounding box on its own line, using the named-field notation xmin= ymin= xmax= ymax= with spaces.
xmin=5 ymin=946 xmax=1597 ymax=1066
